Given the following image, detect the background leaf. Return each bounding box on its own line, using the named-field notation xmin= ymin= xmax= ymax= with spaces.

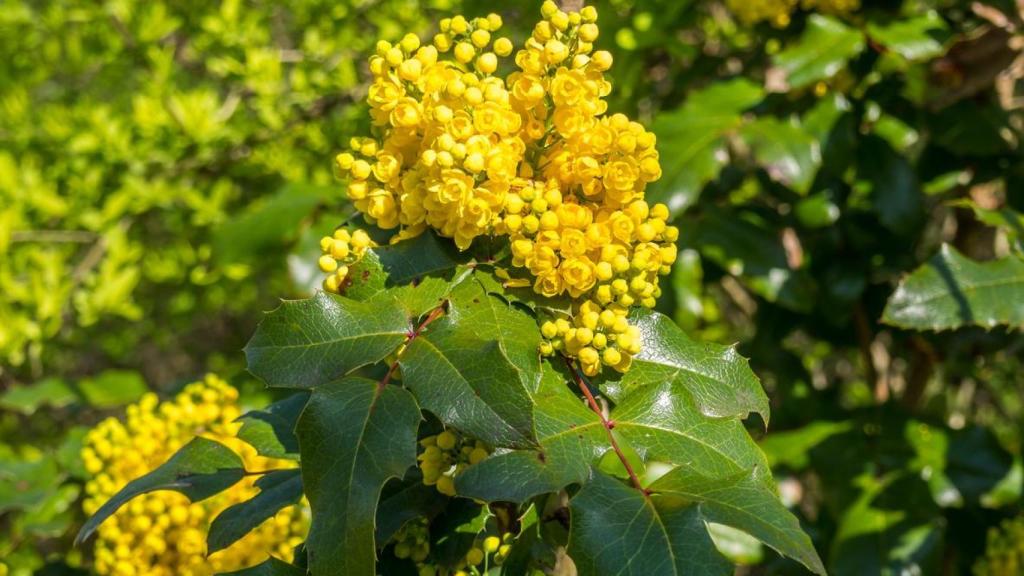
xmin=883 ymin=244 xmax=1024 ymax=330
xmin=398 ymin=274 xmax=541 ymax=448
xmin=774 ymin=15 xmax=865 ymax=89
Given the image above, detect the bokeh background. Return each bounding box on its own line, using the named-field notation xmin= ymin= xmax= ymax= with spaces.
xmin=2 ymin=0 xmax=1023 ymax=574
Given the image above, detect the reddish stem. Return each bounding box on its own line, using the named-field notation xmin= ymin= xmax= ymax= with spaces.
xmin=563 ymin=357 xmax=648 ymax=496
xmin=378 ymin=305 xmax=446 ymax=391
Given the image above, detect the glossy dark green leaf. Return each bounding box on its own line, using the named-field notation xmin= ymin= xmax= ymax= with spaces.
xmin=650 ymin=468 xmax=825 ymax=575
xmin=568 ymin=470 xmax=732 ymax=576
xmin=245 ymin=291 xmax=409 ymax=388
xmin=459 ymin=358 xmax=773 ymax=504
xmin=455 ymin=363 xmax=604 ymax=502
xmin=867 ymin=12 xmax=949 ymax=62
xmin=602 ymin=309 xmax=769 ymax=423
xmin=75 ymin=437 xmax=244 ymax=545
xmin=296 ymin=377 xmax=419 ymax=576
xmin=208 ymin=469 xmax=304 ymax=554
xmin=398 ymin=274 xmax=541 ymax=448
xmin=236 ymin=392 xmax=309 ymax=460
xmin=648 ymin=79 xmax=764 ymax=214
xmin=217 ymin=557 xmax=307 ymax=576
xmin=740 ymin=116 xmax=820 ymax=195
xmin=774 ymin=15 xmax=865 ymax=89
xmin=883 ymin=244 xmax=1024 ymax=330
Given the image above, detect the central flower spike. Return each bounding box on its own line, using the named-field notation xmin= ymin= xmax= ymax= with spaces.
xmin=330 ymin=1 xmax=678 ymax=376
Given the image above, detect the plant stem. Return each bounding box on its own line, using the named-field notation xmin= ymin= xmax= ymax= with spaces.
xmin=563 ymin=357 xmax=648 ymax=496
xmin=378 ymin=305 xmax=446 ymax=391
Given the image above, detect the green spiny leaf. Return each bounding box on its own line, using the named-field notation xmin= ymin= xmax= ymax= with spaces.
xmin=207 ymin=469 xmax=304 ymax=554
xmin=236 ymin=392 xmax=309 ymax=460
xmin=883 ymin=244 xmax=1024 ymax=330
xmin=568 ymin=469 xmax=732 ymax=576
xmin=245 ymin=291 xmax=409 ymax=388
xmin=398 ymin=273 xmax=541 ymax=448
xmin=602 ymin=309 xmax=770 ymax=423
xmin=297 ymin=377 xmax=420 ymax=575
xmin=75 ymin=437 xmax=244 ymax=546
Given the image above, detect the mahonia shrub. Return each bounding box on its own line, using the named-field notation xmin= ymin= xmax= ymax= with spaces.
xmin=78 ymin=4 xmax=824 ymax=575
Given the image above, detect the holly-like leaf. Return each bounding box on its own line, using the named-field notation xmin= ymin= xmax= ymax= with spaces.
xmin=774 ymin=15 xmax=865 ymax=89
xmin=867 ymin=12 xmax=949 ymax=62
xmin=208 ymin=469 xmax=304 ymax=554
xmin=245 ymin=291 xmax=409 ymax=388
xmin=237 ymin=392 xmax=309 ymax=460
xmin=882 ymin=244 xmax=1024 ymax=330
xmin=568 ymin=469 xmax=732 ymax=576
xmin=459 ymin=360 xmax=773 ymax=503
xmin=75 ymin=437 xmax=244 ymax=545
xmin=398 ymin=274 xmax=541 ymax=448
xmin=296 ymin=377 xmax=420 ymax=576
xmin=217 ymin=557 xmax=307 ymax=576
xmin=456 ymin=362 xmax=604 ymax=502
xmin=648 ymin=79 xmax=764 ymax=214
xmin=650 ymin=468 xmax=826 ymax=575
xmin=602 ymin=309 xmax=769 ymax=423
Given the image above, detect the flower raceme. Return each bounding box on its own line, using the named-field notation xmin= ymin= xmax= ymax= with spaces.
xmin=81 ymin=375 xmax=308 ymax=576
xmin=328 ymin=1 xmax=677 ymax=376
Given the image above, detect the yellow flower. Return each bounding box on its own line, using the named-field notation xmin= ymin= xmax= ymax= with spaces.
xmin=82 ymin=375 xmax=308 ymax=576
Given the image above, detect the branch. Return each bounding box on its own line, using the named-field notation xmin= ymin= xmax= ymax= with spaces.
xmin=378 ymin=305 xmax=446 ymax=391
xmin=563 ymin=357 xmax=648 ymax=496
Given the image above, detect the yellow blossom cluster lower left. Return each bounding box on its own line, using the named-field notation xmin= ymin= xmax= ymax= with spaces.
xmin=81 ymin=375 xmax=309 ymax=576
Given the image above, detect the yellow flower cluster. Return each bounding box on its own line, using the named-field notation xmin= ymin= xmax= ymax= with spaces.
xmin=330 ymin=2 xmax=676 ymax=374
xmin=727 ymin=0 xmax=860 ymax=26
xmin=975 ymin=516 xmax=1024 ymax=576
xmin=417 ymin=429 xmax=489 ymax=497
xmin=318 ymin=227 xmax=374 ymax=293
xmin=414 ymin=531 xmax=513 ymax=576
xmin=392 ymin=517 xmax=431 ymax=564
xmin=81 ymin=375 xmax=308 ymax=576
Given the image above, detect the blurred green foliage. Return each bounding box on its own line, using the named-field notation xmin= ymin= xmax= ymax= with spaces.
xmin=2 ymin=0 xmax=1024 ymax=574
